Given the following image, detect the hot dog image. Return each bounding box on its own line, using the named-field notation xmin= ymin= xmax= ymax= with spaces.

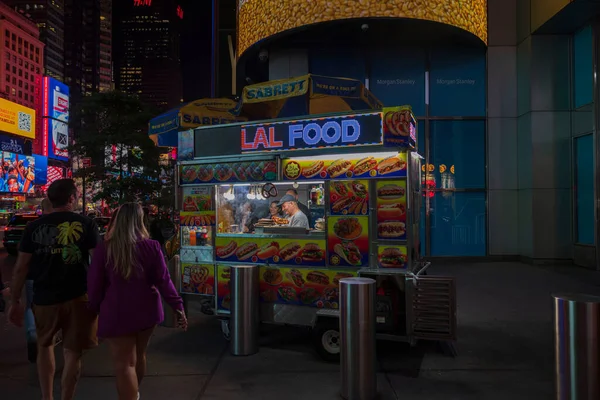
xmin=263 ymin=268 xmax=283 ymax=285
xmin=379 ymin=247 xmax=407 ymax=268
xmin=302 ymin=160 xmax=325 ymax=178
xmin=216 ymin=241 xmax=237 ymax=259
xmin=279 ymin=242 xmax=303 ymax=262
xmin=286 ymin=269 xmax=305 ymax=288
xmin=384 ymin=111 xmax=401 ymax=136
xmin=378 ymin=221 xmax=406 ymax=238
xmin=332 ymin=196 xmax=353 ymax=213
xmin=377 ymin=156 xmax=406 ymax=175
xmin=334 ymin=242 xmax=362 ymax=266
xmin=332 ymin=181 xmax=349 ymax=196
xmin=301 ymin=243 xmax=324 ymax=262
xmin=257 ymin=241 xmax=280 ymax=260
xmin=333 ymin=272 xmax=354 ymax=285
xmin=352 ymin=157 xmax=378 ymax=176
xmin=377 ymin=203 xmax=405 ymax=220
xmin=306 ymin=271 xmax=330 ymax=285
xmin=327 ymin=159 xmax=353 ymax=178
xmin=377 ymin=184 xmax=405 ymax=199
xmin=235 ymin=242 xmax=259 ymax=260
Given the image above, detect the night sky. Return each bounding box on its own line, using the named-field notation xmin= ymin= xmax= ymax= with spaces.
xmin=179 ymin=0 xmax=213 ymax=101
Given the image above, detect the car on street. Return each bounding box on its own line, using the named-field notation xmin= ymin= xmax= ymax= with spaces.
xmin=3 ymin=213 xmax=39 ymax=256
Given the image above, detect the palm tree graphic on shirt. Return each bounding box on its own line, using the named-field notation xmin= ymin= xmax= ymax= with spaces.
xmin=57 ymin=221 xmax=83 ymax=264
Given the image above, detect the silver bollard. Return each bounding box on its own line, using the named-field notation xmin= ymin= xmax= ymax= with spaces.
xmin=162 ymin=255 xmax=181 ymax=328
xmin=340 ymin=277 xmax=377 ymax=400
xmin=230 ymin=265 xmax=259 ymax=356
xmin=553 ymin=293 xmax=600 ymax=400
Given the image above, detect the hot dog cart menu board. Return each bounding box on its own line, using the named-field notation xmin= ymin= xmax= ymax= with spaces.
xmin=181 ymin=264 xmax=215 ymax=295
xmin=180 ymin=159 xmax=277 ymax=185
xmin=216 ymin=264 xmax=231 ymax=312
xmin=327 ymin=216 xmax=369 ymax=267
xmin=329 ymin=180 xmax=369 ymax=216
xmin=260 ymin=266 xmax=357 ymax=309
xmin=182 ymin=186 xmax=213 ymax=212
xmin=215 ymin=237 xmax=327 ymax=267
xmin=376 ymin=180 xmax=407 ymax=240
xmin=282 ymin=153 xmax=407 ymax=181
xmin=180 ymin=212 xmax=216 ymax=227
xmin=377 ymin=245 xmax=408 ymax=269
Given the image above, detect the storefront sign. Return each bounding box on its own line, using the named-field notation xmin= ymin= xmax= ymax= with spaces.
xmin=241 ymin=112 xmax=382 ymax=153
xmin=243 ymin=76 xmax=309 ymax=103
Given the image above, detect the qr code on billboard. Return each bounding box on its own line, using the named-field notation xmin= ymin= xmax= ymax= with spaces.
xmin=18 ymin=112 xmax=31 ymax=132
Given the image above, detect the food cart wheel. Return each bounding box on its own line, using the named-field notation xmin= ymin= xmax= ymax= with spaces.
xmin=220 ymin=319 xmax=231 ymax=341
xmin=312 ymin=319 xmax=341 ymax=363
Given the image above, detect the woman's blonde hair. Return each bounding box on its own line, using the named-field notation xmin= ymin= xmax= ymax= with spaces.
xmin=105 ymin=202 xmax=149 ymax=280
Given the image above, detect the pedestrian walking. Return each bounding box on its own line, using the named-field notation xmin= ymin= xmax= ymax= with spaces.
xmin=8 ymin=179 xmax=101 ymax=400
xmin=24 ymin=197 xmax=55 ymax=363
xmin=87 ymin=202 xmax=187 ymax=400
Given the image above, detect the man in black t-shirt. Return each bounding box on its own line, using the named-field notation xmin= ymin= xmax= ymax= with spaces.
xmin=8 ymin=179 xmax=100 ymax=400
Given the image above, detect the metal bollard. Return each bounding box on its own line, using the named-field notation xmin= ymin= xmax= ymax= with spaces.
xmin=340 ymin=277 xmax=377 ymax=400
xmin=553 ymin=293 xmax=600 ymax=400
xmin=230 ymin=265 xmax=259 ymax=356
xmin=162 ymin=255 xmax=181 ymax=328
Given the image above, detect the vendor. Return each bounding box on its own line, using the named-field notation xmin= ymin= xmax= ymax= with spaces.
xmin=269 ymin=200 xmax=282 ymax=218
xmin=286 ymin=189 xmax=313 ymax=228
xmin=278 ymin=194 xmax=309 ymax=229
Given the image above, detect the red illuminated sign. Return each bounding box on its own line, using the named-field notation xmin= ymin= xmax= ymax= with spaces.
xmin=177 ymin=5 xmax=183 ymax=19
xmin=133 ymin=0 xmax=152 ymax=6
xmin=42 ymin=76 xmax=49 ymax=157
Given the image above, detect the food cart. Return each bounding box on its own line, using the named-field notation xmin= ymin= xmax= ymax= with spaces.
xmin=176 ymin=106 xmax=456 ymax=361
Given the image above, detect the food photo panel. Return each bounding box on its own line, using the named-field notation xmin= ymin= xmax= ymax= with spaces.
xmin=376 ymin=180 xmax=407 ymax=240
xmin=327 ymin=216 xmax=369 ymax=267
xmin=329 ymin=180 xmax=369 ymax=216
xmin=259 ymin=266 xmax=357 ymax=309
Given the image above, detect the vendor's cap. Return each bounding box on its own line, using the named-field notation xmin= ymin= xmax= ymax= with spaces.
xmin=277 ymin=194 xmax=297 ymax=206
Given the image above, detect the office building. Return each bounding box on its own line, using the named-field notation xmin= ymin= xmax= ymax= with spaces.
xmin=0 ymin=1 xmax=44 ymax=111
xmin=64 ymin=0 xmax=112 ymax=103
xmin=114 ymin=0 xmax=183 ymax=111
xmin=5 ymin=0 xmax=65 ymax=81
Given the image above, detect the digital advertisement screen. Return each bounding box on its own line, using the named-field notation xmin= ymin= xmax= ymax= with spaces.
xmin=0 ymin=98 xmax=36 ymax=139
xmin=0 ymin=152 xmax=47 ymax=193
xmin=47 ymin=119 xmax=69 ymax=161
xmin=43 ymin=77 xmax=69 ymax=123
xmin=237 ymin=0 xmax=487 ymax=56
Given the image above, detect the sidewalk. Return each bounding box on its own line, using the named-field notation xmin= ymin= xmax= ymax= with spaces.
xmin=1 ymin=261 xmax=599 ymax=399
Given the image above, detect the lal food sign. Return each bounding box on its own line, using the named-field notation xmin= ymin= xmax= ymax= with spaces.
xmin=0 ymin=99 xmax=35 ymax=139
xmin=241 ymin=112 xmax=383 ymax=153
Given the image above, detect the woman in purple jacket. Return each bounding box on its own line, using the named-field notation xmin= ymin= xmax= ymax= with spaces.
xmin=88 ymin=203 xmax=187 ymax=400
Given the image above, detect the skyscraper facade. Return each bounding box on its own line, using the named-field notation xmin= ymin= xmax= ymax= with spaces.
xmin=5 ymin=0 xmax=65 ymax=81
xmin=114 ymin=0 xmax=183 ymax=111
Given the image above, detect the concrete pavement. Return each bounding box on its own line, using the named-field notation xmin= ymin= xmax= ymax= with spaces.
xmin=1 ymin=259 xmax=600 ymax=399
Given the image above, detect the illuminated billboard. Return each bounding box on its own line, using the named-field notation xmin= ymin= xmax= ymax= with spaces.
xmin=47 ymin=119 xmax=69 ymax=161
xmin=43 ymin=77 xmax=69 ymax=123
xmin=237 ymin=0 xmax=487 ymax=56
xmin=0 ymin=98 xmax=36 ymax=139
xmin=0 ymin=151 xmax=48 ymax=193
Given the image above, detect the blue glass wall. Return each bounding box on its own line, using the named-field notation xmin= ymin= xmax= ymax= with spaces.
xmin=574 ymin=26 xmax=593 ymax=109
xmin=309 ymin=45 xmax=487 ymax=256
xmin=369 ymin=48 xmax=426 ymax=117
xmin=429 ymin=48 xmax=486 ymax=117
xmin=575 ymin=134 xmax=594 ymax=245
